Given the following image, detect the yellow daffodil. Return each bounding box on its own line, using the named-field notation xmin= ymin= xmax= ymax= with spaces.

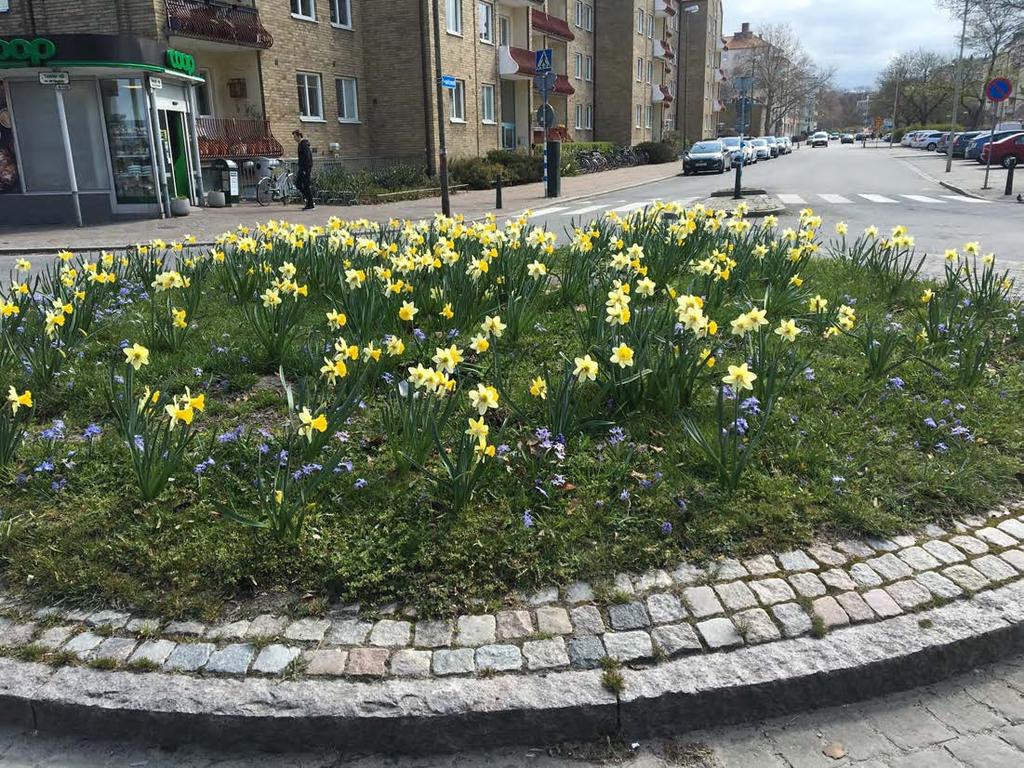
xmin=320 ymin=356 xmax=348 ymax=384
xmin=945 ymin=249 xmax=959 ymax=262
xmin=527 ymin=260 xmax=548 ymax=277
xmin=124 ymin=343 xmax=150 ymax=370
xmin=481 ymin=315 xmax=507 ymax=337
xmin=399 ymin=301 xmax=418 ymax=322
xmin=774 ymin=319 xmax=801 ymax=342
xmin=261 ymin=288 xmax=282 ymax=308
xmin=439 ymin=303 xmax=454 ymax=320
xmin=468 ymin=383 xmax=500 ymax=415
xmin=809 ymin=295 xmax=828 ymax=313
xmin=14 ymin=258 xmax=30 ymax=272
xmin=610 ymin=343 xmax=635 ymax=368
xmin=573 ymin=354 xmax=599 ymax=382
xmin=529 ymin=376 xmax=548 ymax=399
xmin=6 ymin=386 xmax=32 ymax=414
xmin=466 ymin=417 xmax=489 ymax=446
xmin=964 ymin=241 xmax=980 ymax=256
xmin=385 ymin=336 xmax=405 ymax=357
xmin=298 ymin=407 xmax=329 ymax=442
xmin=171 ymin=308 xmax=187 ymax=329
xmin=722 ymin=363 xmax=757 ymax=391
xmin=470 ymin=334 xmax=490 ymax=354
xmin=835 ymin=222 xmax=848 ymax=236
xmin=921 ymin=289 xmax=934 ymax=303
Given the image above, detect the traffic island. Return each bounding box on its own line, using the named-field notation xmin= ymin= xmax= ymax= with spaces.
xmin=688 ymin=189 xmax=786 ymax=216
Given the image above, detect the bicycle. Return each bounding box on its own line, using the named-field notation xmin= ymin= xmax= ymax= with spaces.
xmin=255 ymin=164 xmax=298 ymax=207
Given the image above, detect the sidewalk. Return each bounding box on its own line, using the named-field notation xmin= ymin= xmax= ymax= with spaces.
xmin=898 ymin=150 xmax=1022 ymax=203
xmin=0 ymin=162 xmax=680 ymax=254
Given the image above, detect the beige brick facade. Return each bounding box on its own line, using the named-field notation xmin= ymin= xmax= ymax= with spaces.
xmin=675 ymin=0 xmax=723 ymax=142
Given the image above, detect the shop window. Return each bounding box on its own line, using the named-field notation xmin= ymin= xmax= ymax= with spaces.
xmin=0 ymin=80 xmax=18 ymax=193
xmin=99 ymin=78 xmax=156 ymax=203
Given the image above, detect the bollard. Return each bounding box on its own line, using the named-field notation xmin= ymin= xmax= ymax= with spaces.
xmin=733 ymin=158 xmax=743 ymax=200
xmin=495 ymin=174 xmax=503 ymax=209
xmin=1005 ymin=158 xmax=1017 ymax=196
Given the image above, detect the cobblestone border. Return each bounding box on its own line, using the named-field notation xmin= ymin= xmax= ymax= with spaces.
xmin=2 ymin=499 xmax=1021 ymax=684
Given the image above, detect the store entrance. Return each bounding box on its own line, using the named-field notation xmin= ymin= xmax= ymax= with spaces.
xmin=158 ymin=109 xmax=193 ymax=202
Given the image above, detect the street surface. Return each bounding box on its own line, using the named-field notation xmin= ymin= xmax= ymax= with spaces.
xmin=2 ymin=652 xmax=1024 ymax=766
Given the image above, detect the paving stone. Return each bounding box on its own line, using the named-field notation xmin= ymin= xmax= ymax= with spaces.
xmin=61 ymin=609 xmax=91 ymax=622
xmin=788 ymin=572 xmax=827 ymax=597
xmin=206 ymin=620 xmax=252 ymax=641
xmin=536 ymin=606 xmax=573 ymax=635
xmin=864 ymin=700 xmax=956 ymax=751
xmin=972 ymin=554 xmax=1018 ymax=582
xmin=164 ymin=621 xmax=205 ymax=637
xmin=35 ymin=625 xmax=75 ymax=650
xmin=682 ymin=586 xmax=724 ymax=617
xmin=778 ymin=549 xmax=818 ymax=571
xmin=997 ymin=518 xmax=1024 ymax=540
xmin=204 ymin=643 xmax=254 ymax=675
xmin=164 ymin=642 xmax=214 ymax=672
xmin=915 ymin=570 xmax=964 ymax=600
xmin=862 ymin=589 xmax=903 ymax=618
xmin=607 ymin=602 xmax=649 ymax=631
xmin=670 ymin=562 xmax=703 ymax=585
xmin=603 ymin=630 xmax=654 ymax=662
xmin=836 ymin=538 xmax=875 ymax=557
xmin=961 ymin=514 xmax=987 ymax=528
xmin=646 ymin=593 xmax=686 ymax=624
xmin=613 ymin=573 xmax=636 ymax=595
xmin=251 ymin=644 xmax=300 ymax=675
xmin=944 ymin=733 xmax=1023 ymax=767
xmin=523 ymin=638 xmax=569 ymax=670
xmin=921 ymin=539 xmax=966 ymax=564
xmin=651 ymin=623 xmax=702 ymax=655
xmin=128 ymin=639 xmax=176 ymax=666
xmin=0 ymin=621 xmax=36 ymax=648
xmin=924 ymin=688 xmax=1009 ymax=735
xmin=812 ymin=596 xmax=850 ymax=629
xmin=943 ymin=564 xmax=991 ymax=592
xmin=896 ymin=546 xmax=942 ymax=573
xmin=949 ymin=535 xmax=989 ymax=556
xmin=635 ymin=569 xmax=672 ymax=592
xmin=85 ymin=610 xmax=130 ymax=630
xmin=64 ymin=631 xmax=104 ymax=657
xmin=886 ymin=747 xmax=964 ymax=768
xmin=732 ymin=608 xmax=781 ymax=644
xmin=346 ymin=647 xmax=389 ymax=677
xmin=246 ymin=614 xmax=289 ymax=639
xmin=696 ymin=618 xmax=743 ymax=649
xmin=411 ymin=619 xmax=452 ymax=648
xmin=564 ymin=581 xmax=595 ymax=604
xmin=389 ymin=648 xmax=432 ymax=678
xmin=125 ymin=618 xmax=162 ymax=635
xmin=867 ymin=553 xmax=914 ymax=581
xmin=368 ymin=619 xmax=412 ymax=647
xmin=893 ymin=534 xmax=918 ymax=548
xmin=475 ymin=644 xmax=522 ymax=672
xmin=885 ymin=579 xmax=933 ymax=610
xmin=455 ymin=614 xmax=496 ymax=647
xmin=92 ymin=637 xmax=138 ymax=663
xmin=976 ymin=527 xmax=1017 ymax=548
xmin=282 ymin=618 xmax=330 ymax=644
xmin=835 ymin=591 xmax=875 ymax=622
xmin=749 ymin=578 xmax=795 ymax=606
xmin=743 ymin=554 xmax=779 ymax=576
xmin=708 ymin=558 xmax=748 ymax=581
xmin=527 ymin=586 xmax=559 ymax=606
xmin=865 ymin=535 xmax=901 ymax=552
xmin=996 ymin=720 xmax=1024 ymax=748
xmin=432 ymin=648 xmax=475 ymax=675
xmin=820 ymin=568 xmax=857 ymax=591
xmin=807 ymin=544 xmax=847 ymax=566
xmin=714 ymin=581 xmax=757 ymax=611
xmin=849 ymin=563 xmax=884 ymax=588
xmin=495 ymin=610 xmax=534 ymax=640
xmin=302 ymin=648 xmax=348 ymax=676
xmin=999 ymin=549 xmax=1024 ymax=573
xmin=566 ymin=636 xmax=605 ymax=668
xmin=569 ymin=605 xmax=605 ymax=635
xmin=771 ymin=603 xmax=812 ymax=637
xmin=326 ymin=618 xmax=373 ymax=646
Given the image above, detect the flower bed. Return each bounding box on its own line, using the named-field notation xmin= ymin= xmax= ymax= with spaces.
xmin=0 ymin=207 xmax=1021 ymax=619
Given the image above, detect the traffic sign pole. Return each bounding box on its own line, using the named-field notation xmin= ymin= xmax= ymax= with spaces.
xmin=983 ymin=100 xmax=998 ymax=190
xmin=982 ymin=77 xmax=1013 ymax=190
xmin=535 ymin=48 xmax=554 ymax=198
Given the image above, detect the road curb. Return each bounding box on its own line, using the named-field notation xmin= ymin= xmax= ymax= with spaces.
xmin=3 ymin=578 xmax=1024 ymax=754
xmin=938 ymin=180 xmax=986 ymax=200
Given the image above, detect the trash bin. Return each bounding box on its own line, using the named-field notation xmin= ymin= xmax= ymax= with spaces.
xmin=211 ymin=158 xmax=239 ymax=206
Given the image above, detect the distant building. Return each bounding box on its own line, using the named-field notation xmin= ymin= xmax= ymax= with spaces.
xmin=675 ymin=0 xmax=724 ymax=142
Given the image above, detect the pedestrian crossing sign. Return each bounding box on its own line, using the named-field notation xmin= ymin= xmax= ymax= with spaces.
xmin=535 ymin=48 xmax=553 ymax=73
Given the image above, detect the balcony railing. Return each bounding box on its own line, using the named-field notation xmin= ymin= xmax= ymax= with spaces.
xmin=165 ymin=0 xmax=273 ymax=50
xmin=531 ymin=10 xmax=575 ymax=41
xmin=655 ymin=39 xmax=675 ymax=60
xmin=196 ymin=117 xmax=282 ymax=160
xmin=655 ymin=0 xmax=677 ymax=17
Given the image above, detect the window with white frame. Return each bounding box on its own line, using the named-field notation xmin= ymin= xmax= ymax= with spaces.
xmin=584 ymin=3 xmax=592 ymax=31
xmin=296 ymin=72 xmax=323 ymax=120
xmin=335 ymin=77 xmax=358 ymax=122
xmin=637 ymin=9 xmax=644 ymax=34
xmin=635 ymin=104 xmax=642 ymax=128
xmin=450 ymin=79 xmax=466 ymax=121
xmin=498 ymin=14 xmax=511 ymax=45
xmin=575 ymin=104 xmax=583 ymax=130
xmin=647 ymin=60 xmax=653 ymax=84
xmin=479 ymin=2 xmax=493 ymax=42
xmin=585 ymin=104 xmax=593 ymax=129
xmin=574 ymin=53 xmax=582 ymax=79
xmin=0 ymin=0 xmax=10 ymax=11
xmin=291 ymin=0 xmax=316 ymax=21
xmin=330 ymin=0 xmax=351 ymax=27
xmin=575 ymin=0 xmax=583 ymax=27
xmin=446 ymin=0 xmax=462 ymax=34
xmin=480 ymin=83 xmax=495 ymax=123
xmin=647 ymin=14 xmax=654 ymax=37
xmin=636 ymin=57 xmax=643 ymax=81
xmin=645 ymin=105 xmax=652 ymax=129
xmin=585 ymin=55 xmax=593 ymax=81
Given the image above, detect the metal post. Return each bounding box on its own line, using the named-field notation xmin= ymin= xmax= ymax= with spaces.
xmin=946 ymin=0 xmax=970 ymax=173
xmin=431 ymin=0 xmax=451 ymax=217
xmin=495 ymin=174 xmax=502 ymax=209
xmin=54 ymin=88 xmax=82 ymax=228
xmin=889 ymin=69 xmax=901 ymax=149
xmin=1005 ymin=158 xmax=1016 ymax=195
xmin=983 ymin=100 xmax=997 ymax=189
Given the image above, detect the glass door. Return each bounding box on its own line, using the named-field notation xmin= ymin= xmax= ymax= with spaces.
xmin=100 ymin=78 xmax=157 ymax=205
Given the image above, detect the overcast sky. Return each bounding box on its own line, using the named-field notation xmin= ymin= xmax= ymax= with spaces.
xmin=722 ymin=0 xmax=963 ymax=89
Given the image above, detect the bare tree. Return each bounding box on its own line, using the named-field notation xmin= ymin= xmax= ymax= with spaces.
xmin=748 ymin=24 xmax=834 ymax=135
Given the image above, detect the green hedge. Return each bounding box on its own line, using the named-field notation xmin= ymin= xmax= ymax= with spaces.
xmin=634 ymin=140 xmax=678 ymax=164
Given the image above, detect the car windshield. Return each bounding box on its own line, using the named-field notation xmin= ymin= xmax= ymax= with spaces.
xmin=721 ymin=138 xmax=740 ymax=147
xmin=753 ymin=139 xmax=767 ymax=145
xmin=814 ymin=133 xmax=827 ymax=138
xmin=691 ymin=142 xmax=722 ymax=153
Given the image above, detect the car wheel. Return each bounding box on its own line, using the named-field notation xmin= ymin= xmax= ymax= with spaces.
xmin=927 ymin=143 xmax=936 ymax=151
xmin=1002 ymin=156 xmax=1017 ymax=169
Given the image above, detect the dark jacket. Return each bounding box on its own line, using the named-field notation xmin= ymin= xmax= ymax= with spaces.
xmin=297 ymin=139 xmax=313 ymax=174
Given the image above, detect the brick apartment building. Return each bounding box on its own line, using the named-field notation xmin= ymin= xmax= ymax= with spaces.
xmin=675 ymin=0 xmax=723 ymax=143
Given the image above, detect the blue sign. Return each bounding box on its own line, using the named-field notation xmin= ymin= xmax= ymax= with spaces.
xmin=535 ymin=48 xmax=553 ymax=73
xmin=533 ymin=71 xmax=556 ymax=96
xmin=441 ymin=74 xmax=457 ymax=90
xmin=985 ymin=77 xmax=1012 ymax=103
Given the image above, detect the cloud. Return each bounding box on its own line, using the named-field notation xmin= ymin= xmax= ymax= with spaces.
xmin=723 ymin=0 xmax=963 ymax=88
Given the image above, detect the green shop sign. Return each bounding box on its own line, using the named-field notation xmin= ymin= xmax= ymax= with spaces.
xmin=0 ymin=37 xmax=57 ymax=67
xmin=166 ymin=48 xmax=196 ymax=76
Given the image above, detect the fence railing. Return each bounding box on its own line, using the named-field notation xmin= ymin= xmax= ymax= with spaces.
xmin=196 ymin=117 xmax=283 ymax=160
xmin=164 ymin=0 xmax=273 ymax=49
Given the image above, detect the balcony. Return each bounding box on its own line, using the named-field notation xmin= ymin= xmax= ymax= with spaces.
xmin=531 ymin=9 xmax=575 ymax=42
xmin=655 ymin=0 xmax=677 ymax=17
xmin=165 ymin=0 xmax=273 ymax=50
xmin=654 ymin=39 xmax=675 ymax=60
xmin=196 ymin=117 xmax=282 ymax=159
xmin=652 ymin=84 xmax=674 ymax=104
xmin=498 ymin=46 xmax=575 ymax=94
xmin=497 ymin=0 xmax=544 ymax=6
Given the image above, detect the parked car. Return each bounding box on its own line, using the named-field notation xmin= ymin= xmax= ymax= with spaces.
xmin=682 ymin=140 xmax=733 ymax=175
xmin=935 ymin=132 xmax=955 ymax=154
xmin=751 ymin=137 xmax=772 ymax=159
xmin=720 ymin=136 xmax=757 ymax=164
xmin=765 ymin=136 xmax=780 ymax=157
xmin=980 ymin=133 xmax=1024 ymax=168
xmin=810 ymin=131 xmax=829 ymax=148
xmin=910 ymin=131 xmax=944 ymax=150
xmin=966 ymin=130 xmax=1024 ymax=161
xmin=778 ymin=137 xmax=792 ymax=154
xmin=901 ymin=130 xmax=925 ymax=147
xmin=841 ymin=133 xmax=855 ymax=144
xmin=829 ymin=132 xmax=840 ymax=140
xmin=949 ymin=131 xmax=983 ymax=158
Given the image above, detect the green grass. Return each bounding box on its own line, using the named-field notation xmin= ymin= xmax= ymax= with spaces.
xmin=0 ymin=229 xmax=1020 ymax=622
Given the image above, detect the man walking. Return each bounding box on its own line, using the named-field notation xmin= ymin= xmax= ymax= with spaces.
xmin=293 ymin=130 xmax=314 ymax=210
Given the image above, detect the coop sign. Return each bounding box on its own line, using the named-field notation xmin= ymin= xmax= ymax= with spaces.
xmin=0 ymin=37 xmax=57 ymax=67
xmin=166 ymin=48 xmax=196 ymax=76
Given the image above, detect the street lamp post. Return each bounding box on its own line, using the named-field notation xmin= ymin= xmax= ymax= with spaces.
xmin=946 ymin=0 xmax=971 ymax=174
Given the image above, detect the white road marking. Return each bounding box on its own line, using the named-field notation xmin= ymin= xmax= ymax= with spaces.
xmin=859 ymin=194 xmax=898 ymax=203
xmin=901 ymin=194 xmax=947 ymax=204
xmin=778 ymin=194 xmax=807 ymax=205
xmin=819 ymin=194 xmax=852 ymax=204
xmin=611 ymin=201 xmax=651 ymax=213
xmin=566 ymin=203 xmax=610 ymax=216
xmin=530 ymin=206 xmax=569 ymax=216
xmin=942 ymin=195 xmax=990 ymax=204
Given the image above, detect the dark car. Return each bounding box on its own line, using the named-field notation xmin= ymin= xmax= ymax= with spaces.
xmin=949 ymin=131 xmax=983 ymax=158
xmin=966 ymin=130 xmax=1024 ymax=161
xmin=683 ymin=140 xmax=732 ymax=175
xmin=981 ymin=133 xmax=1024 ymax=168
xmin=841 ymin=133 xmax=855 ymax=144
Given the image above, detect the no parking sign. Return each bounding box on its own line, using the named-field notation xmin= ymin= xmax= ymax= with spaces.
xmin=985 ymin=77 xmax=1013 ymax=103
